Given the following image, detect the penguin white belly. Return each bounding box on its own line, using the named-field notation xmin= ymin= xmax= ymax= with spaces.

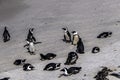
xmin=29 ymin=43 xmax=35 ymax=52
xmin=73 ymin=35 xmax=79 ymax=45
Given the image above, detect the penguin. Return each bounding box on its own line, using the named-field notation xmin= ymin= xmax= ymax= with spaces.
xmin=23 ymin=63 xmax=35 ymax=71
xmin=24 ymin=41 xmax=36 ymax=55
xmin=110 ymin=73 xmax=120 ymax=78
xmin=26 ymin=28 xmax=36 ymax=43
xmin=13 ymin=59 xmax=26 ymax=65
xmin=0 ymin=77 xmax=10 ymax=80
xmin=64 ymin=52 xmax=78 ymax=65
xmin=71 ymin=31 xmax=80 ymax=45
xmin=62 ymin=27 xmax=71 ymax=43
xmin=43 ymin=63 xmax=61 ymax=71
xmin=40 ymin=53 xmax=56 ymax=61
xmin=97 ymin=32 xmax=112 ymax=38
xmin=59 ymin=67 xmax=82 ymax=77
xmin=76 ymin=38 xmax=84 ymax=54
xmin=94 ymin=67 xmax=112 ymax=80
xmin=92 ymin=47 xmax=100 ymax=53
xmin=2 ymin=27 xmax=10 ymax=42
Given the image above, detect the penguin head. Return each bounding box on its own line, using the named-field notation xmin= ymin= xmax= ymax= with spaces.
xmin=62 ymin=28 xmax=66 ymax=30
xmin=29 ymin=28 xmax=34 ymax=33
xmin=5 ymin=26 xmax=7 ymax=29
xmin=60 ymin=67 xmax=67 ymax=72
xmin=56 ymin=63 xmax=61 ymax=68
xmin=72 ymin=31 xmax=78 ymax=35
xmin=22 ymin=59 xmax=26 ymax=63
xmin=108 ymin=32 xmax=112 ymax=37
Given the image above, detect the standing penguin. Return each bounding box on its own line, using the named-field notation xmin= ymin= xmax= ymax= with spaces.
xmin=76 ymin=38 xmax=84 ymax=54
xmin=26 ymin=28 xmax=36 ymax=43
xmin=2 ymin=27 xmax=10 ymax=42
xmin=72 ymin=31 xmax=80 ymax=45
xmin=24 ymin=41 xmax=36 ymax=55
xmin=62 ymin=27 xmax=71 ymax=43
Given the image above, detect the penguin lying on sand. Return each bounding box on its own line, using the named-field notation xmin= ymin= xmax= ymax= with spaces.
xmin=94 ymin=67 xmax=112 ymax=80
xmin=92 ymin=47 xmax=100 ymax=53
xmin=59 ymin=67 xmax=82 ymax=78
xmin=64 ymin=52 xmax=78 ymax=65
xmin=2 ymin=27 xmax=10 ymax=42
xmin=110 ymin=73 xmax=120 ymax=78
xmin=23 ymin=63 xmax=35 ymax=71
xmin=62 ymin=27 xmax=71 ymax=43
xmin=40 ymin=53 xmax=56 ymax=61
xmin=0 ymin=77 xmax=10 ymax=80
xmin=43 ymin=63 xmax=61 ymax=71
xmin=13 ymin=59 xmax=26 ymax=65
xmin=76 ymin=38 xmax=84 ymax=54
xmin=97 ymin=32 xmax=112 ymax=38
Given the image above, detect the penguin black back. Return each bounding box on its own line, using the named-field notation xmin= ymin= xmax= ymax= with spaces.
xmin=44 ymin=63 xmax=61 ymax=71
xmin=97 ymin=32 xmax=112 ymax=38
xmin=76 ymin=38 xmax=84 ymax=54
xmin=26 ymin=28 xmax=36 ymax=42
xmin=13 ymin=59 xmax=26 ymax=65
xmin=40 ymin=53 xmax=56 ymax=61
xmin=3 ymin=27 xmax=10 ymax=42
xmin=0 ymin=77 xmax=10 ymax=80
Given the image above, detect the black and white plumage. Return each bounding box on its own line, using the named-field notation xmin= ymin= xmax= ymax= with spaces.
xmin=2 ymin=27 xmax=10 ymax=42
xmin=43 ymin=63 xmax=61 ymax=71
xmin=62 ymin=27 xmax=71 ymax=43
xmin=59 ymin=67 xmax=82 ymax=77
xmin=40 ymin=53 xmax=56 ymax=61
xmin=76 ymin=38 xmax=84 ymax=54
xmin=23 ymin=63 xmax=35 ymax=71
xmin=0 ymin=77 xmax=10 ymax=80
xmin=94 ymin=67 xmax=112 ymax=80
xmin=24 ymin=41 xmax=36 ymax=55
xmin=110 ymin=73 xmax=120 ymax=78
xmin=97 ymin=32 xmax=112 ymax=38
xmin=72 ymin=31 xmax=80 ymax=45
xmin=92 ymin=47 xmax=100 ymax=53
xmin=26 ymin=28 xmax=36 ymax=43
xmin=64 ymin=52 xmax=78 ymax=65
xmin=13 ymin=59 xmax=26 ymax=65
